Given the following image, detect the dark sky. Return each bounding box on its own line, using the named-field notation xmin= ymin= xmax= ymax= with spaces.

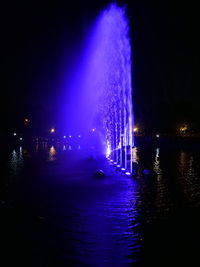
xmin=0 ymin=0 xmax=199 ymax=134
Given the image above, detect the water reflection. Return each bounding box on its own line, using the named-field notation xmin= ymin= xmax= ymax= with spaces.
xmin=153 ymin=148 xmax=162 ymax=176
xmin=178 ymin=151 xmax=200 ymax=205
xmin=153 ymin=148 xmax=173 ymax=217
xmin=35 ymin=143 xmax=39 ymax=152
xmin=4 ymin=144 xmax=200 ymax=265
xmin=133 ymin=147 xmax=139 ymax=163
xmin=60 ymin=176 xmax=141 ymax=265
xmin=48 ymin=146 xmax=57 ymax=161
xmin=9 ymin=147 xmax=24 ymax=176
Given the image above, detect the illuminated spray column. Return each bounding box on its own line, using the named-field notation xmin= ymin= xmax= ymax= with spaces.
xmin=69 ymin=4 xmax=134 ymax=174
xmin=96 ymin=4 xmax=134 ymax=174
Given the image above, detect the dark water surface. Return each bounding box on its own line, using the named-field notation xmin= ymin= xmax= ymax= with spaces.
xmin=1 ymin=143 xmax=200 ymax=266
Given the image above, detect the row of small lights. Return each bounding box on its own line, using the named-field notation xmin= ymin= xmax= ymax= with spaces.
xmin=50 ymin=127 xmax=82 ymax=139
xmin=13 ymin=133 xmax=23 ymax=140
xmin=12 ymin=127 xmax=96 ymax=140
xmin=134 ymin=127 xmax=160 ymax=138
xmin=50 ymin=127 xmax=96 ymax=138
xmin=13 ymin=124 xmax=188 ymax=140
xmin=18 ymin=118 xmax=190 ymax=134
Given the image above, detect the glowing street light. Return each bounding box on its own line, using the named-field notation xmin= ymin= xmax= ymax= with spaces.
xmin=63 ymin=135 xmax=66 ymax=139
xmin=19 ymin=137 xmax=23 ymax=141
xmin=13 ymin=132 xmax=17 ymax=136
xmin=91 ymin=128 xmax=96 ymax=132
xmin=133 ymin=127 xmax=138 ymax=133
xmin=50 ymin=128 xmax=55 ymax=133
xmin=156 ymin=134 xmax=160 ymax=138
xmin=24 ymin=118 xmax=30 ymax=126
xmin=69 ymin=135 xmax=72 ymax=138
xmin=180 ymin=126 xmax=188 ymax=132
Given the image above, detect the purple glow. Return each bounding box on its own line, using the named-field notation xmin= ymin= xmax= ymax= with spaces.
xmin=64 ymin=4 xmax=134 ymax=173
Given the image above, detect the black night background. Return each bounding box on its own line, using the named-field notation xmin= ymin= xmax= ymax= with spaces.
xmin=0 ymin=1 xmax=200 ymax=267
xmin=1 ymin=0 xmax=199 ymax=137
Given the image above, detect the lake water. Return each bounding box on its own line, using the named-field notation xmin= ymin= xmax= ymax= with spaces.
xmin=1 ymin=142 xmax=200 ymax=266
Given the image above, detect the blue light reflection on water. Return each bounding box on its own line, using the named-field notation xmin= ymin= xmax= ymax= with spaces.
xmin=9 ymin=146 xmax=24 ymax=177
xmin=1 ymin=144 xmax=200 ymax=265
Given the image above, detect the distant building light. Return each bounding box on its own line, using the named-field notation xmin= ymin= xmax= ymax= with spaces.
xmin=63 ymin=135 xmax=66 ymax=139
xmin=69 ymin=135 xmax=72 ymax=138
xmin=50 ymin=128 xmax=55 ymax=133
xmin=13 ymin=132 xmax=17 ymax=136
xmin=180 ymin=126 xmax=188 ymax=132
xmin=19 ymin=137 xmax=23 ymax=141
xmin=91 ymin=128 xmax=96 ymax=132
xmin=156 ymin=134 xmax=160 ymax=138
xmin=78 ymin=135 xmax=81 ymax=138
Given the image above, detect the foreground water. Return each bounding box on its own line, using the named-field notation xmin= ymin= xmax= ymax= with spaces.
xmin=1 ymin=143 xmax=200 ymax=266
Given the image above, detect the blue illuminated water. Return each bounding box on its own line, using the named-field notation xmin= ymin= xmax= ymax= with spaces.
xmin=1 ymin=143 xmax=200 ymax=266
xmin=65 ymin=4 xmax=133 ymax=174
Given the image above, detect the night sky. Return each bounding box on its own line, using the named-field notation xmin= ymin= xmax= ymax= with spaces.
xmin=0 ymin=0 xmax=199 ymax=135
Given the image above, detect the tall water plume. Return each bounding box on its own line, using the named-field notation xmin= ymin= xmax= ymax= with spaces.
xmin=65 ymin=4 xmax=134 ymax=173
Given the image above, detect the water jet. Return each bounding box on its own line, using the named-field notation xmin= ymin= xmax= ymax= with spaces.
xmin=66 ymin=4 xmax=134 ymax=174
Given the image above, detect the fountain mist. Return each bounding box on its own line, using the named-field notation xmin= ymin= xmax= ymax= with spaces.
xmin=66 ymin=4 xmax=134 ymax=173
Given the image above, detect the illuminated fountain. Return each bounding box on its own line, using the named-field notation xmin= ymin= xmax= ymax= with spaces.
xmin=65 ymin=4 xmax=134 ymax=174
